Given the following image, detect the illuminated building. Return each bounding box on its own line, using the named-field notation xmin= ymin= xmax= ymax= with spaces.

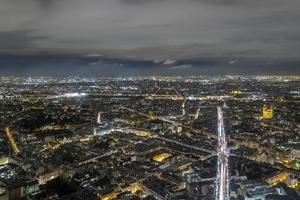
xmin=0 ymin=157 xmax=9 ymax=165
xmin=171 ymin=125 xmax=182 ymax=134
xmin=230 ymin=90 xmax=242 ymax=95
xmin=265 ymin=172 xmax=290 ymax=186
xmin=152 ymin=153 xmax=172 ymax=162
xmin=121 ymin=182 xmax=142 ymax=194
xmin=286 ymin=176 xmax=299 ymax=189
xmin=243 ymin=181 xmax=278 ymax=200
xmin=123 ymin=129 xmax=151 ymax=137
xmin=100 ymin=192 xmax=117 ymax=200
xmin=37 ymin=169 xmax=62 ymax=185
xmin=262 ymin=104 xmax=273 ymax=119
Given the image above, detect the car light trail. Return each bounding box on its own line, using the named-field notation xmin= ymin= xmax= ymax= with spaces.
xmin=215 ymin=107 xmax=229 ymax=200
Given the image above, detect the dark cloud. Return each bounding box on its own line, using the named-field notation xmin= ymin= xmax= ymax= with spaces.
xmin=0 ymin=30 xmax=46 ymax=52
xmin=0 ymin=0 xmax=299 ymax=74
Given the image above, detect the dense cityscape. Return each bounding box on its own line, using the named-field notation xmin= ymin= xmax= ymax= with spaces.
xmin=0 ymin=76 xmax=299 ymax=200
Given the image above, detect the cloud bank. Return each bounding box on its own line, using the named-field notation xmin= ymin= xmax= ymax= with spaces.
xmin=0 ymin=0 xmax=299 ymax=60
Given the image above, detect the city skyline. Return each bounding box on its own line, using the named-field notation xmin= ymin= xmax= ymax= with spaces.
xmin=0 ymin=76 xmax=299 ymax=200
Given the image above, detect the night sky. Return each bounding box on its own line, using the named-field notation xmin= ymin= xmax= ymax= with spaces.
xmin=0 ymin=0 xmax=299 ymax=76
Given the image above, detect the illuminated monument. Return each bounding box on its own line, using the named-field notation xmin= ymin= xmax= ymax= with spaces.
xmin=263 ymin=104 xmax=273 ymax=119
